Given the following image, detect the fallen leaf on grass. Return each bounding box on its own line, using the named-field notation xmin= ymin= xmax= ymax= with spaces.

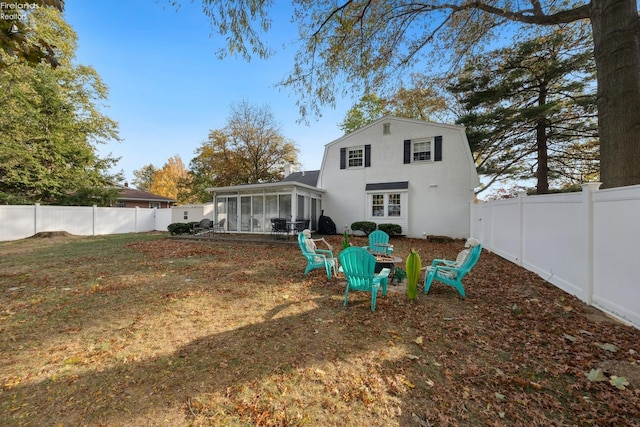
xmin=609 ymin=376 xmax=630 ymax=390
xmin=586 ymin=368 xmax=606 ymax=382
xmin=595 ymin=342 xmax=619 ymax=352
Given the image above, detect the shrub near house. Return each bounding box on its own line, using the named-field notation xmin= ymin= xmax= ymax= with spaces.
xmin=351 ymin=221 xmax=377 ymax=236
xmin=378 ymin=224 xmax=402 ymax=236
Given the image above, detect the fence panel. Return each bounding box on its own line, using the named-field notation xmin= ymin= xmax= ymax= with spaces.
xmin=0 ymin=204 xmax=173 ymax=241
xmin=40 ymin=206 xmax=95 ymax=236
xmin=522 ymin=193 xmax=587 ymax=300
xmin=592 ymin=186 xmax=640 ymax=327
xmin=155 ymin=208 xmax=172 ymax=232
xmin=488 ymin=198 xmax=522 ymax=264
xmin=471 ymin=183 xmax=640 ymax=329
xmin=0 ymin=205 xmax=36 ymax=241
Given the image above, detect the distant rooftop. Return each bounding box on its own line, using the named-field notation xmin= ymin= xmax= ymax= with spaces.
xmin=116 ymin=184 xmax=176 ymax=202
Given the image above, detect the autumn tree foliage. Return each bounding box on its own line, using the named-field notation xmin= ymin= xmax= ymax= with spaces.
xmin=183 ymin=101 xmax=298 ymax=203
xmin=199 ymin=0 xmax=640 ymax=189
xmin=149 ymin=155 xmax=189 ymax=202
xmin=339 ymin=77 xmax=447 ymax=134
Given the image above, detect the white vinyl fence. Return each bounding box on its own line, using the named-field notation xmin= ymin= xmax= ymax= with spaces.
xmin=471 ymin=183 xmax=640 ymax=329
xmin=0 ymin=204 xmax=173 ymax=242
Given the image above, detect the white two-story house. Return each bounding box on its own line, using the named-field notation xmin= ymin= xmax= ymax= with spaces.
xmin=317 ymin=116 xmax=479 ymax=238
xmin=204 ymin=116 xmax=479 ymax=238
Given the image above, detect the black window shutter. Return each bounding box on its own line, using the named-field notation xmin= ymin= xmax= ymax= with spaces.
xmin=364 ymin=144 xmax=371 ymax=167
xmin=434 ymin=136 xmax=443 ymax=161
xmin=403 ymin=140 xmax=411 ymax=164
xmin=340 ymin=147 xmax=346 ymax=169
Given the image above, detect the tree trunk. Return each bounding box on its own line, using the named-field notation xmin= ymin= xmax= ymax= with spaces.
xmin=536 ymin=119 xmax=550 ymax=194
xmin=536 ymin=83 xmax=550 ymax=194
xmin=590 ymin=0 xmax=640 ymax=188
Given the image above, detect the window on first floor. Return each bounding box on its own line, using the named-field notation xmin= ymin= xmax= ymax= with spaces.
xmin=372 ymin=194 xmax=385 ymax=216
xmin=149 ymin=202 xmax=161 ymax=209
xmin=370 ymin=193 xmax=402 ymax=218
xmin=388 ymin=194 xmax=401 ymax=216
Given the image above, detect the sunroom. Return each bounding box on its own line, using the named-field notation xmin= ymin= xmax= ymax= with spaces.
xmin=206 ymin=178 xmax=324 ymax=234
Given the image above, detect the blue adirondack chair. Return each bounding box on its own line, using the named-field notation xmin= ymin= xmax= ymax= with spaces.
xmin=363 ymin=230 xmax=394 ymax=255
xmin=424 ymin=238 xmax=482 ymax=299
xmin=298 ymin=231 xmax=337 ymax=279
xmin=339 ymin=246 xmax=390 ymax=311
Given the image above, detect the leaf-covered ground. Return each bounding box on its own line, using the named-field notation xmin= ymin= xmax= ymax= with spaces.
xmin=0 ymin=232 xmax=638 ymax=426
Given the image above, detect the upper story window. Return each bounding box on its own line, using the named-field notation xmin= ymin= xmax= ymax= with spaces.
xmin=404 ymin=136 xmax=443 ymax=164
xmin=340 ymin=144 xmax=371 ymax=169
xmin=383 ymin=123 xmax=391 ymax=135
xmin=348 ymin=146 xmax=364 ymax=167
xmin=413 ymin=140 xmax=432 ymax=161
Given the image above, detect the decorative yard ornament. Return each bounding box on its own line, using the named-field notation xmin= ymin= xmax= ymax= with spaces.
xmin=405 ymin=249 xmax=422 ymax=300
xmin=342 ymin=230 xmax=350 ymax=250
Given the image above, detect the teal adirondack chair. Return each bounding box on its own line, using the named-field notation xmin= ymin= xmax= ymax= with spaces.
xmin=339 ymin=247 xmax=390 ymax=311
xmin=424 ymin=238 xmax=482 ymax=299
xmin=363 ymin=230 xmax=394 ymax=255
xmin=298 ymin=231 xmax=337 ymax=279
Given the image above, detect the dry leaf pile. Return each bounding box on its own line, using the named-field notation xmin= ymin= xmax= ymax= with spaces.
xmin=0 ymin=232 xmax=638 ymax=426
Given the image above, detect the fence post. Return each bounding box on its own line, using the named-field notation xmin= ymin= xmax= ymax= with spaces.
xmin=582 ymin=182 xmax=601 ymax=305
xmin=93 ymin=205 xmax=97 ymax=236
xmin=34 ymin=203 xmax=41 ymax=235
xmin=517 ymin=192 xmax=526 ymax=267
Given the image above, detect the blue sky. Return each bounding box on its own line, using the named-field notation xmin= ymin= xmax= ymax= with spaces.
xmin=63 ymin=1 xmax=352 ymax=185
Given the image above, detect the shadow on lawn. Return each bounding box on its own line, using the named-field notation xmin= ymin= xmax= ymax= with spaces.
xmin=2 ymin=284 xmax=402 ymax=425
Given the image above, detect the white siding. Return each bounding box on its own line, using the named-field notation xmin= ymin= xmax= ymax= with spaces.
xmin=318 ymin=117 xmax=479 ymax=238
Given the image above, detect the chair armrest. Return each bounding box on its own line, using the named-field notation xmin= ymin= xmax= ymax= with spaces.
xmin=430 ymin=258 xmax=455 ymax=267
xmin=376 ymin=268 xmax=391 ymax=278
xmin=431 ymin=265 xmax=462 ymax=273
xmin=315 ymin=248 xmax=335 ymax=258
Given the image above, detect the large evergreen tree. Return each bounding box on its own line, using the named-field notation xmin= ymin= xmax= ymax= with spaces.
xmin=449 ymin=29 xmax=598 ymax=194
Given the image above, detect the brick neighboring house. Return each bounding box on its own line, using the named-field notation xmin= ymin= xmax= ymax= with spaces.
xmin=115 ymin=183 xmax=176 ymax=208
